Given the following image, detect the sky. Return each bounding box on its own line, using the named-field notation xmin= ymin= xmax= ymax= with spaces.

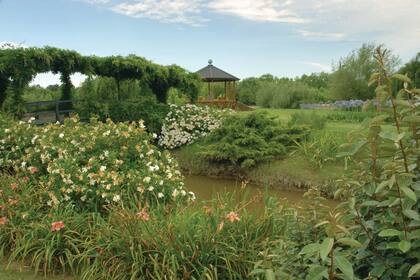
xmin=1 ymin=0 xmax=419 ymax=87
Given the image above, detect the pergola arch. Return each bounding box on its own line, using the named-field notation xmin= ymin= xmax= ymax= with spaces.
xmin=0 ymin=47 xmax=200 ymax=110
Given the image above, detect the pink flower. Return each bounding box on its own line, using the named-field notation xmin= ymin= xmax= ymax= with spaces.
xmin=10 ymin=183 xmax=18 ymax=191
xmin=226 ymin=211 xmax=240 ymax=223
xmin=29 ymin=166 xmax=38 ymax=174
xmin=51 ymin=221 xmax=65 ymax=232
xmin=136 ymin=209 xmax=150 ymax=221
xmin=22 ymin=176 xmax=30 ymax=183
xmin=0 ymin=217 xmax=8 ymax=225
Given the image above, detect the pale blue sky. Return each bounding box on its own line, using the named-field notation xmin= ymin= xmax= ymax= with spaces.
xmin=1 ymin=0 xmax=419 ymax=86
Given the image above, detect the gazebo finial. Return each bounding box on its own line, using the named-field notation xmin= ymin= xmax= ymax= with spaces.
xmin=208 ymin=59 xmax=213 ymax=65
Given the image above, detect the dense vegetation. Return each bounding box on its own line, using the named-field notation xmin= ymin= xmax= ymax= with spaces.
xmin=0 ymin=42 xmax=419 ymax=279
xmin=0 ymin=46 xmax=200 ymax=115
xmin=198 ymin=112 xmax=309 ymax=168
xmin=235 ymin=43 xmax=418 ymax=109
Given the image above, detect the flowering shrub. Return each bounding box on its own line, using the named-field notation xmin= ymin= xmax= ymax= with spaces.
xmin=0 ymin=115 xmax=194 ymax=210
xmin=158 ymin=104 xmax=231 ymax=149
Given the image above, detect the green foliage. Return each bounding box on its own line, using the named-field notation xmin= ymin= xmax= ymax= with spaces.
xmin=0 ymin=170 xmax=327 ymax=279
xmin=324 ymin=109 xmax=376 ymax=123
xmin=288 ymin=111 xmax=327 ymax=130
xmin=292 ymin=131 xmax=340 ymax=168
xmin=398 ymin=52 xmax=420 ymax=89
xmin=0 ymin=46 xmax=201 ymax=112
xmin=296 ymin=72 xmax=330 ymax=90
xmin=328 ymin=43 xmax=400 ymax=100
xmin=199 ymin=112 xmax=309 ymax=168
xmin=332 ymin=47 xmax=420 ymax=279
xmin=256 ymin=79 xmax=326 ymax=109
xmin=0 ymin=115 xmax=193 ymax=211
xmin=75 ymin=77 xmax=168 ymax=133
xmin=237 ymin=77 xmax=259 ymax=105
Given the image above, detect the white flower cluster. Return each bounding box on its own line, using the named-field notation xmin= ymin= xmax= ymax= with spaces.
xmin=159 ymin=104 xmax=231 ymax=149
xmin=0 ymin=115 xmax=195 ymax=209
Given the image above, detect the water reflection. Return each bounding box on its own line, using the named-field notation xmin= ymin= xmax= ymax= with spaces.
xmin=184 ymin=175 xmax=337 ymax=209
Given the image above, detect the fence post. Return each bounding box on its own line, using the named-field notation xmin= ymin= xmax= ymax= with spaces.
xmin=55 ymin=101 xmax=59 ymax=123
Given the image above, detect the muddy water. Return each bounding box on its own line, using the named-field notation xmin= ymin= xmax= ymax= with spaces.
xmin=184 ymin=175 xmax=338 ymax=209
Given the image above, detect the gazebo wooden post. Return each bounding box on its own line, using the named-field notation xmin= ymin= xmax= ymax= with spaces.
xmin=207 ymin=82 xmax=211 ymax=100
xmin=233 ymin=81 xmax=236 ymax=103
xmin=224 ymin=81 xmax=227 ymax=99
xmin=228 ymin=81 xmax=231 ymax=100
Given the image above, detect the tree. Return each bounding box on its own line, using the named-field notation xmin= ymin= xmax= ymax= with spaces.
xmin=328 ymin=43 xmax=400 ymax=100
xmin=398 ymin=52 xmax=420 ymax=88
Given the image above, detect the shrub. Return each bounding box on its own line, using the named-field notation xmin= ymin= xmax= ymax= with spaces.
xmin=288 ymin=111 xmax=327 ymax=130
xmin=325 ymin=109 xmax=376 ymax=122
xmin=0 ymin=115 xmax=194 ymax=211
xmin=256 ymin=80 xmax=326 ymax=109
xmin=291 ymin=131 xmax=340 ymax=168
xmin=76 ymin=96 xmax=169 ymax=134
xmin=158 ymin=104 xmax=231 ymax=149
xmin=199 ymin=112 xmax=309 ymax=168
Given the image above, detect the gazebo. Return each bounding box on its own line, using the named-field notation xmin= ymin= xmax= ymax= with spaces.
xmin=195 ymin=60 xmax=240 ymax=108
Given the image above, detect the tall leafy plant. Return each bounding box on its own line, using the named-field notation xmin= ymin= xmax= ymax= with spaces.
xmin=334 ymin=47 xmax=420 ymax=279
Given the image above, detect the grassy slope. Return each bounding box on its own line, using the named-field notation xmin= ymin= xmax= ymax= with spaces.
xmin=174 ymin=109 xmax=358 ymax=190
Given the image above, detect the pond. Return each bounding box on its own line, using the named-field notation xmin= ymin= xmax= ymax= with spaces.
xmin=184 ymin=175 xmax=338 ymax=209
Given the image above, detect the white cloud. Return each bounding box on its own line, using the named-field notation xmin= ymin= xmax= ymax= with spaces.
xmin=207 ymin=0 xmax=305 ymax=23
xmin=82 ymin=0 xmax=420 ymax=56
xmin=111 ymin=0 xmax=207 ymax=26
xmin=298 ymin=30 xmax=345 ymax=40
xmin=303 ymin=61 xmax=331 ymax=72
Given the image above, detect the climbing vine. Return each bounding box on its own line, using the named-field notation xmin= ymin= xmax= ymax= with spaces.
xmin=0 ymin=46 xmax=200 ymax=109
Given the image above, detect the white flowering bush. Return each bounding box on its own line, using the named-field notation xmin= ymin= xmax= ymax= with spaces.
xmin=159 ymin=104 xmax=231 ymax=149
xmin=0 ymin=115 xmax=194 ymax=210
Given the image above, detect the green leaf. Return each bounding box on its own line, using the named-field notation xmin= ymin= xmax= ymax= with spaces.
xmin=378 ymin=229 xmax=401 ymax=237
xmin=348 ymin=140 xmax=368 ymax=156
xmin=337 ymin=238 xmax=363 ymax=248
xmin=361 ymin=200 xmax=379 ymax=206
xmin=320 ymin=238 xmax=334 ymax=261
xmin=403 ymin=209 xmax=420 ymax=221
xmin=335 ymin=255 xmax=354 ymax=279
xmin=370 ymin=263 xmax=386 ymax=277
xmin=265 ymin=269 xmax=275 ymax=280
xmin=300 ymin=243 xmax=320 ymax=255
xmin=398 ymin=240 xmax=411 ymax=253
xmin=392 ymin=73 xmax=411 ymax=83
xmin=403 ymin=116 xmax=420 ymax=123
xmin=306 ymin=265 xmax=328 ymax=280
xmin=379 ymin=131 xmax=404 ymax=142
xmin=408 ymin=263 xmax=420 ymax=278
xmin=400 ymin=186 xmax=417 ymax=202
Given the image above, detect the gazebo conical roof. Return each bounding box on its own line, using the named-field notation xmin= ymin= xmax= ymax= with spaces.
xmin=196 ymin=60 xmax=240 ymax=82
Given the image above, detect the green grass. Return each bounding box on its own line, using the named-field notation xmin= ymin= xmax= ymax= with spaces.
xmin=0 ymin=264 xmax=72 ymax=280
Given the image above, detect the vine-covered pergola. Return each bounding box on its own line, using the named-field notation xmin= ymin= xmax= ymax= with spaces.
xmin=195 ymin=60 xmax=240 ymax=108
xmin=0 ymin=46 xmax=201 ymax=110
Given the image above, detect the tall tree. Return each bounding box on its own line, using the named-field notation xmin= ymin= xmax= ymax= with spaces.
xmin=328 ymin=43 xmax=400 ymax=100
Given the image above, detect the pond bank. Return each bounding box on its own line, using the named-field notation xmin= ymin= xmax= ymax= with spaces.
xmin=174 ymin=145 xmax=346 ymax=197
